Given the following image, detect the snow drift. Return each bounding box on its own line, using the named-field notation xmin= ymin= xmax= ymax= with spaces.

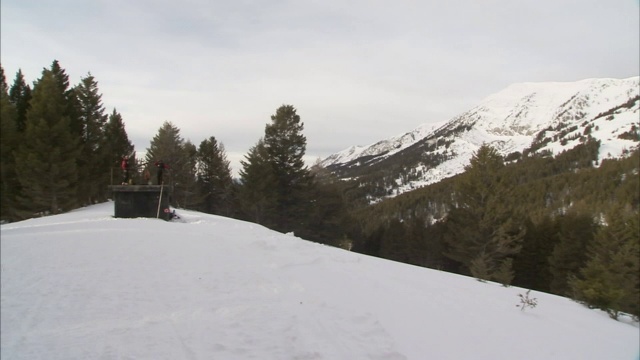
xmin=1 ymin=202 xmax=638 ymax=359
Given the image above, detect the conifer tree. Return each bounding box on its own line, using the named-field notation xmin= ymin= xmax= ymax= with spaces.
xmin=196 ymin=136 xmax=233 ymax=215
xmin=379 ymin=218 xmax=408 ymax=262
xmin=145 ymin=121 xmax=185 ymax=182
xmin=548 ymin=212 xmax=595 ymax=295
xmin=263 ymin=104 xmax=314 ymax=232
xmin=14 ymin=69 xmax=80 ymax=215
xmin=0 ymin=65 xmax=20 ymax=220
xmin=180 ymin=140 xmax=198 ymax=209
xmin=145 ymin=121 xmax=194 ymax=205
xmin=75 ymin=73 xmax=108 ymax=203
xmin=296 ymin=170 xmax=350 ymax=246
xmin=8 ymin=69 xmax=31 ymax=133
xmin=48 ymin=60 xmax=82 ymax=140
xmin=0 ymin=66 xmax=8 ymax=101
xmin=512 ymin=217 xmax=559 ymax=292
xmin=238 ymin=139 xmax=277 ymax=225
xmin=444 ymin=144 xmax=524 ymax=284
xmin=569 ymin=210 xmax=639 ymax=319
xmin=102 ymin=109 xmax=134 ymax=186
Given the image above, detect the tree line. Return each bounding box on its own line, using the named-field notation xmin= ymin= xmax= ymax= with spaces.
xmin=0 ymin=60 xmax=349 ymax=246
xmin=1 ymin=61 xmax=134 ymax=219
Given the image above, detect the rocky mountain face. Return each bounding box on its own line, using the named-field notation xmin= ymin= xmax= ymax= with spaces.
xmin=321 ymin=76 xmax=640 ymax=200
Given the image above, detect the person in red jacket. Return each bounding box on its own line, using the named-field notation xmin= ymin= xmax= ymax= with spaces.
xmin=121 ymin=156 xmax=130 ymax=185
xmin=154 ymin=159 xmax=170 ymax=185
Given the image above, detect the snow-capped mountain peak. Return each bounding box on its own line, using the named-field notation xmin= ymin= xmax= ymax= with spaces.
xmin=322 ymin=76 xmax=640 ymax=198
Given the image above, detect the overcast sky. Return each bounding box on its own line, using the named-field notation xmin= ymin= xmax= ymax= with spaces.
xmin=2 ymin=0 xmax=638 ymax=173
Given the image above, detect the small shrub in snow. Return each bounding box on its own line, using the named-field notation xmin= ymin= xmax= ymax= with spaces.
xmin=517 ymin=290 xmax=538 ymax=312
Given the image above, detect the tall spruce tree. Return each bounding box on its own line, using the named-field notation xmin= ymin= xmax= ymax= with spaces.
xmin=444 ymin=144 xmax=524 ymax=284
xmin=102 ymin=109 xmax=134 ymax=186
xmin=548 ymin=212 xmax=595 ymax=295
xmin=0 ymin=66 xmax=8 ymax=101
xmin=196 ymin=136 xmax=233 ymax=215
xmin=48 ymin=60 xmax=82 ymax=143
xmin=512 ymin=217 xmax=559 ymax=292
xmin=238 ymin=138 xmax=278 ymax=225
xmin=263 ymin=104 xmax=313 ymax=232
xmin=75 ymin=73 xmax=108 ymax=203
xmin=14 ymin=69 xmax=80 ymax=215
xmin=145 ymin=121 xmax=194 ymax=206
xmin=8 ymin=69 xmax=31 ymax=133
xmin=569 ymin=209 xmax=640 ymax=319
xmin=295 ymin=169 xmax=351 ymax=246
xmin=0 ymin=65 xmax=20 ymax=220
xmin=180 ymin=140 xmax=198 ymax=209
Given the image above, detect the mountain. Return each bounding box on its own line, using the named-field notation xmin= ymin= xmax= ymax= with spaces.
xmin=321 ymin=76 xmax=639 ymax=199
xmin=1 ymin=202 xmax=638 ymax=359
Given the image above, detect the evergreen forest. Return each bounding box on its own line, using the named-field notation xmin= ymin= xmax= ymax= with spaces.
xmin=1 ymin=61 xmax=638 ymax=320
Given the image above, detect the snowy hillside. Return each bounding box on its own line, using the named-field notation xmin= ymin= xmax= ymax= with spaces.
xmin=322 ymin=76 xmax=639 ymax=197
xmin=2 ymin=203 xmax=638 ymax=359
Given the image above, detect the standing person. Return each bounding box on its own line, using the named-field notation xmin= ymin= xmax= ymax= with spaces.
xmin=121 ymin=156 xmax=130 ymax=185
xmin=154 ymin=159 xmax=170 ymax=185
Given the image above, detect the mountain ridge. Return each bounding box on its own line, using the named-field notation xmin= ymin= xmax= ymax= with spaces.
xmin=321 ymin=76 xmax=640 ymax=199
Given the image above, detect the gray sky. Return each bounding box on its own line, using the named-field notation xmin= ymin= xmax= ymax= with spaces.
xmin=2 ymin=0 xmax=638 ymax=173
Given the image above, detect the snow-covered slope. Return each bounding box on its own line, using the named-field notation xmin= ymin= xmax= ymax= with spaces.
xmin=322 ymin=76 xmax=639 ymax=196
xmin=1 ymin=203 xmax=638 ymax=359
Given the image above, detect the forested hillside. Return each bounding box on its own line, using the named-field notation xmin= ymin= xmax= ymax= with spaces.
xmin=344 ymin=141 xmax=639 ymax=319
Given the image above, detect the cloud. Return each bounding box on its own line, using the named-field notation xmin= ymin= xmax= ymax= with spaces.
xmin=2 ymin=0 xmax=638 ymax=175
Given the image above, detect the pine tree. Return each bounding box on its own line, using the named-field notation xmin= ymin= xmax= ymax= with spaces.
xmin=238 ymin=138 xmax=278 ymax=225
xmin=14 ymin=69 xmax=80 ymax=215
xmin=456 ymin=144 xmax=505 ymax=214
xmin=0 ymin=65 xmax=20 ymax=220
xmin=296 ymin=170 xmax=350 ymax=245
xmin=444 ymin=144 xmax=524 ymax=284
xmin=75 ymin=73 xmax=108 ymax=203
xmin=145 ymin=121 xmax=193 ymax=205
xmin=379 ymin=218 xmax=407 ymax=262
xmin=180 ymin=140 xmax=198 ymax=209
xmin=570 ymin=210 xmax=640 ymax=319
xmin=548 ymin=212 xmax=595 ymax=296
xmin=512 ymin=217 xmax=559 ymax=292
xmin=0 ymin=67 xmax=7 ymax=96
xmin=48 ymin=60 xmax=82 ymax=141
xmin=102 ymin=109 xmax=134 ymax=186
xmin=196 ymin=136 xmax=233 ymax=215
xmin=263 ymin=104 xmax=314 ymax=232
xmin=8 ymin=69 xmax=31 ymax=133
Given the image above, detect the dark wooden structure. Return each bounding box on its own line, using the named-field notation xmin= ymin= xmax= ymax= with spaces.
xmin=109 ymin=185 xmax=172 ymax=221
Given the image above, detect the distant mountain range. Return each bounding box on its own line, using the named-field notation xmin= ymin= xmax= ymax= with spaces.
xmin=321 ymin=76 xmax=640 ymax=199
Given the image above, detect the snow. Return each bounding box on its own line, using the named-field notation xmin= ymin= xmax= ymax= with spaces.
xmin=2 ymin=203 xmax=638 ymax=359
xmin=320 ymin=121 xmax=448 ymax=166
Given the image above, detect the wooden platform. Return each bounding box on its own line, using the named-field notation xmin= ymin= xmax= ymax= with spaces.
xmin=108 ymin=185 xmax=172 ymax=220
